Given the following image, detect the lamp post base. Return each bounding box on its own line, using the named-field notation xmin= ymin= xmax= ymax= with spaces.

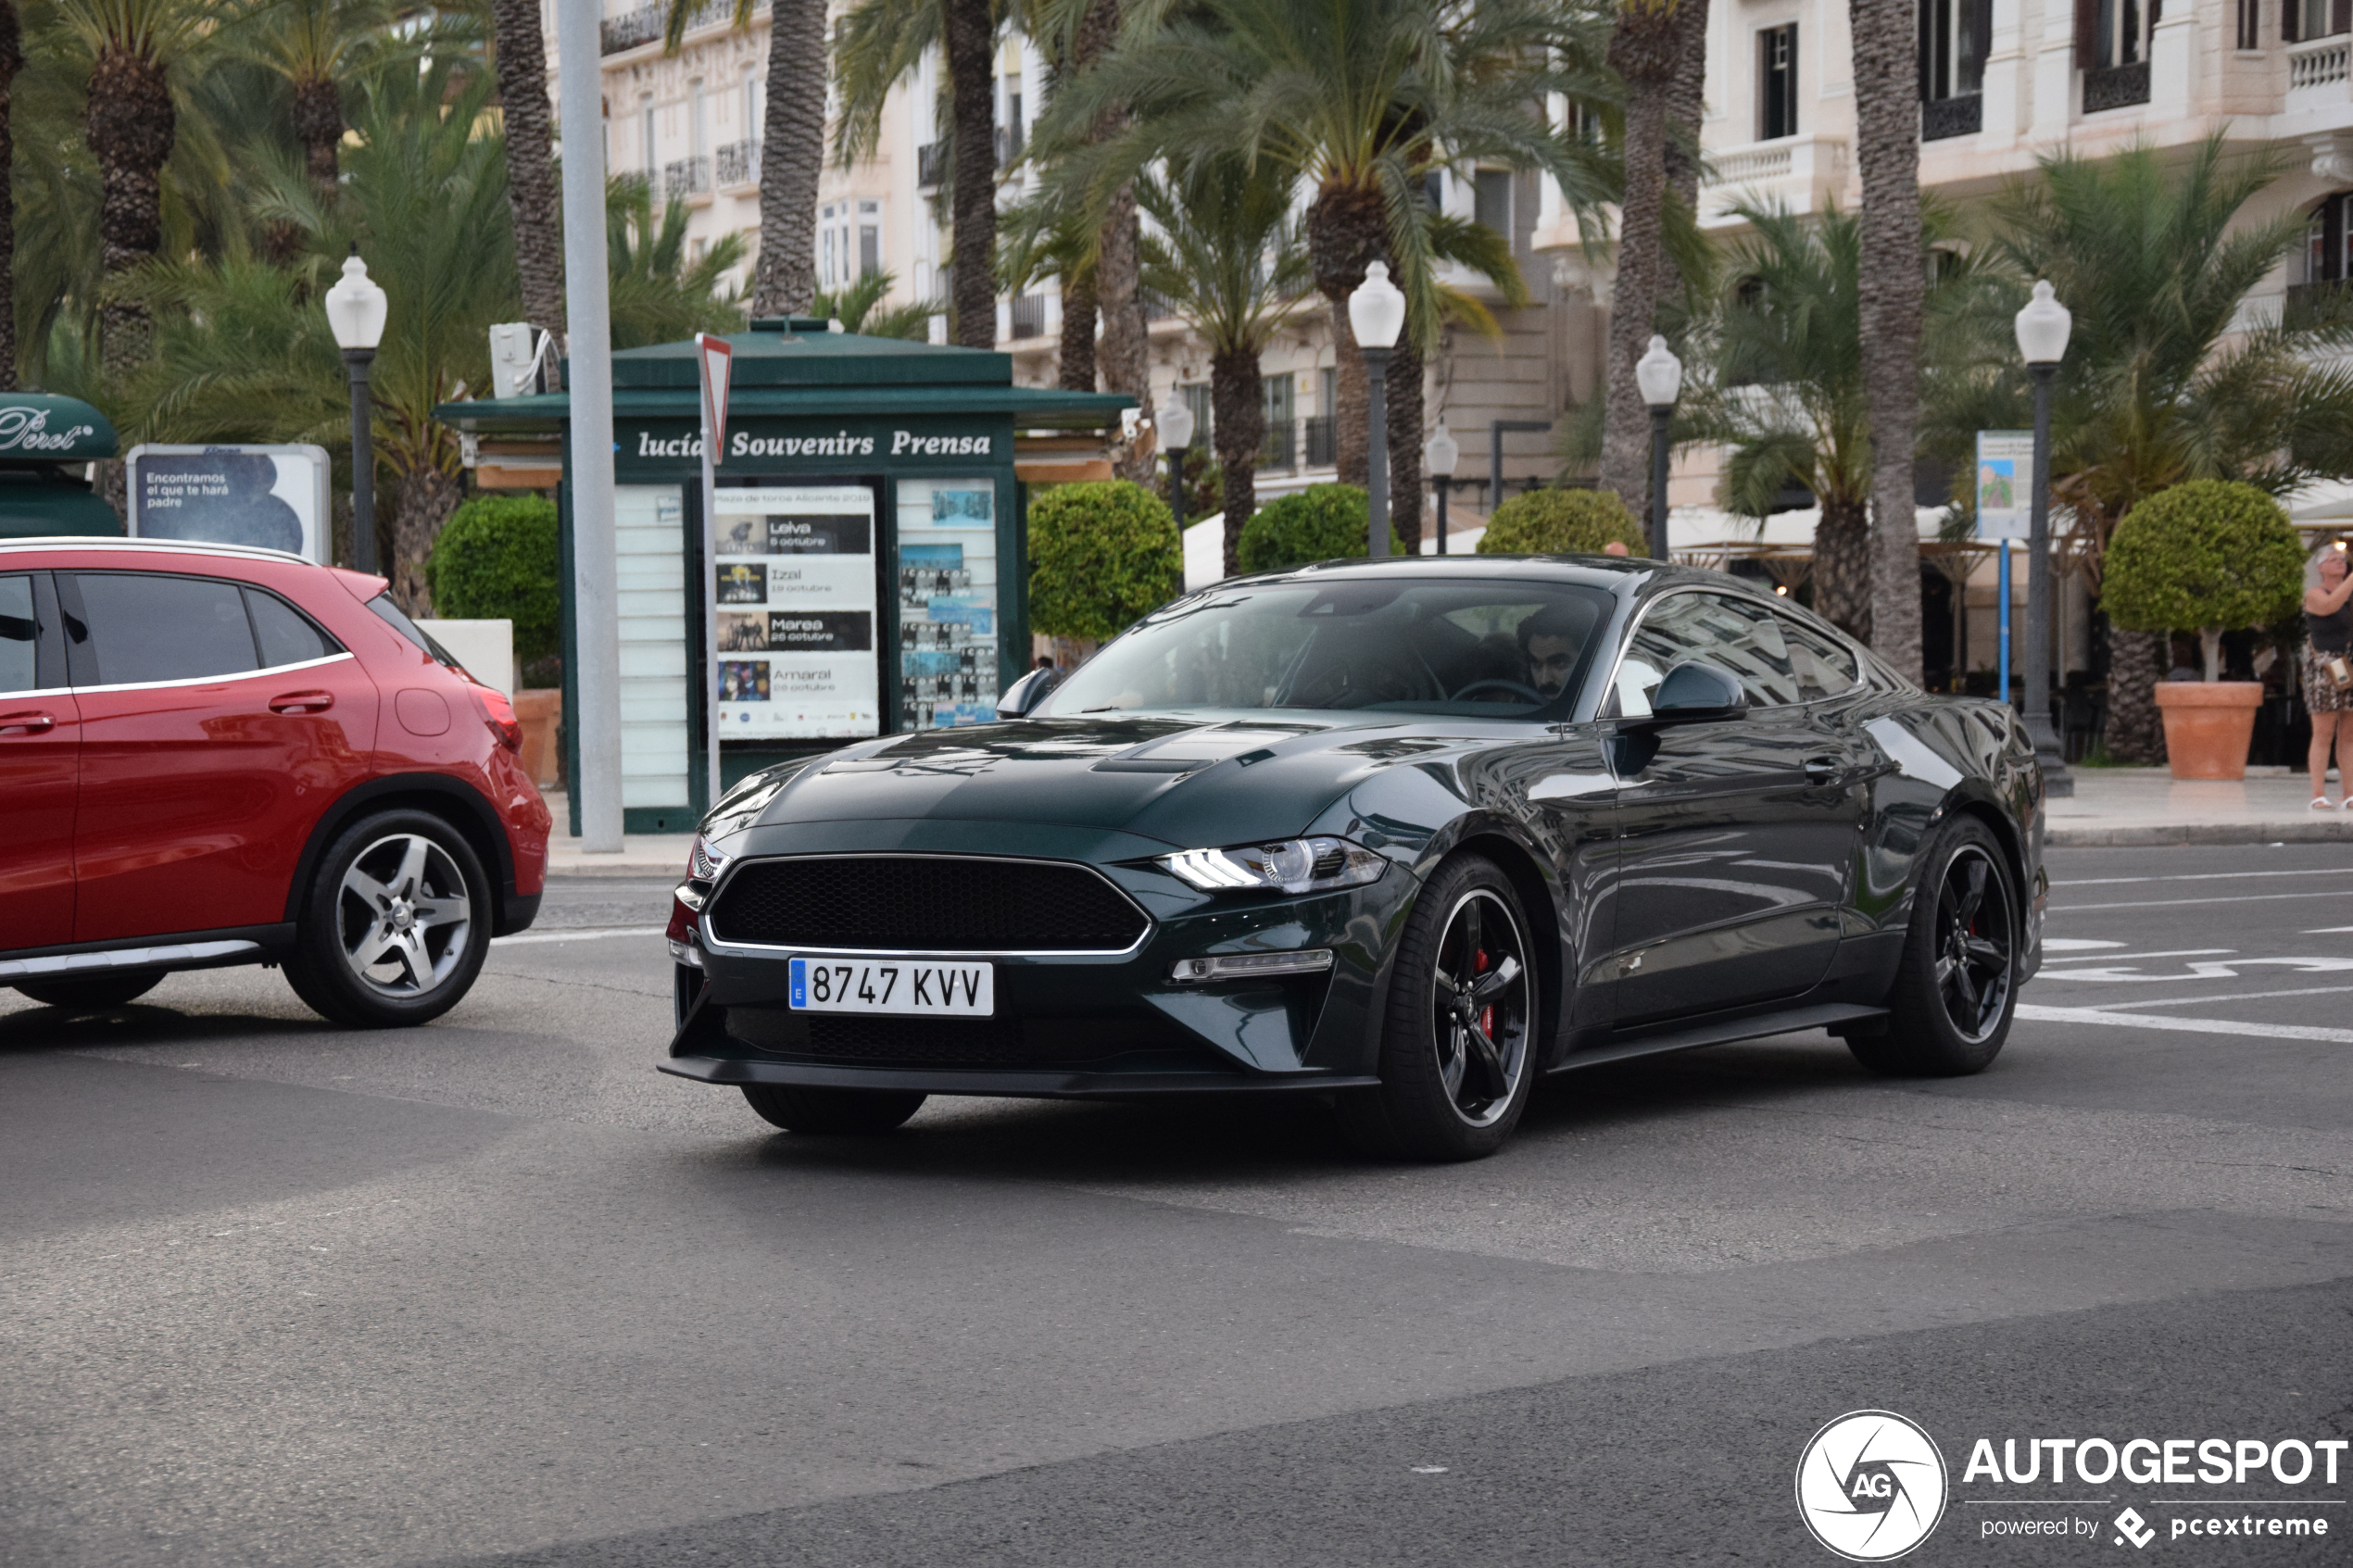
xmin=2026 ymin=714 xmax=2074 ymax=798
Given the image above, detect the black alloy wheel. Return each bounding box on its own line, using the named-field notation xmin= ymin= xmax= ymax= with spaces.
xmin=1850 ymin=816 xmax=2018 ymax=1077
xmin=12 ymin=971 xmax=164 ymax=1011
xmin=1339 ymin=852 xmax=1538 ymax=1160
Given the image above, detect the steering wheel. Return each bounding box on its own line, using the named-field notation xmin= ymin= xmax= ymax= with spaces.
xmin=1451 ymin=678 xmax=1547 ymax=705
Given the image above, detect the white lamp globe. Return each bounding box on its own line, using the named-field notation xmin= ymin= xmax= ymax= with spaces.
xmin=2013 ymin=279 xmax=2072 ymax=366
xmin=1347 ymin=261 xmax=1407 ymax=351
xmin=325 ymin=250 xmax=389 ymax=353
xmin=1634 ymin=334 xmax=1682 ymax=408
xmin=1157 ymin=398 xmax=1196 ymax=452
xmin=1422 ymin=423 xmax=1460 ymax=477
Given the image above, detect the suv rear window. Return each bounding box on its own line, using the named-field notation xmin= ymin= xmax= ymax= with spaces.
xmin=77 ymin=572 xmax=257 ymax=685
xmin=367 ymin=592 xmax=460 ymax=670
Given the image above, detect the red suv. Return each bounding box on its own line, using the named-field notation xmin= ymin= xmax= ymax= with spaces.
xmin=0 ymin=537 xmax=550 ymax=1025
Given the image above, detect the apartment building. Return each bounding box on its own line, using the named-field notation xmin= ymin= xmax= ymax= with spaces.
xmin=565 ymin=0 xmax=2353 ymax=550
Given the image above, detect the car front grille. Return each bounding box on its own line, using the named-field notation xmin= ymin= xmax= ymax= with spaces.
xmin=722 ymin=1007 xmax=1214 ymax=1069
xmin=707 ymin=855 xmax=1149 ymax=952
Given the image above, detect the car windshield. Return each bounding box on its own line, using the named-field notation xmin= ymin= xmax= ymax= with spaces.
xmin=1043 ymin=579 xmax=1615 ymax=719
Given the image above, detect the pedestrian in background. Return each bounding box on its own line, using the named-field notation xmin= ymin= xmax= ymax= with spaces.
xmin=2303 ymin=546 xmax=2353 ymax=808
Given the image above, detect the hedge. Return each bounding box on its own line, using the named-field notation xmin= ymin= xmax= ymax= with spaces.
xmin=1235 ymin=483 xmax=1403 ymax=572
xmin=1027 ymin=480 xmax=1184 ymax=641
xmin=426 ymin=494 xmax=561 ymax=665
xmin=1475 ymin=488 xmax=1645 ymax=556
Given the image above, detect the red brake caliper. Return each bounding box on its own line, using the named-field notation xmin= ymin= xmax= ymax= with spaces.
xmin=1475 ymin=947 xmax=1493 ymax=1039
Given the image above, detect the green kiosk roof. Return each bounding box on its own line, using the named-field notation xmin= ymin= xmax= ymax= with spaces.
xmin=437 ymin=320 xmax=1132 ymax=432
xmin=0 ymin=393 xmax=122 ymax=537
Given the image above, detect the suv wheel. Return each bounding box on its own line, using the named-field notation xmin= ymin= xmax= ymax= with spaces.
xmin=283 ymin=809 xmax=491 ymax=1028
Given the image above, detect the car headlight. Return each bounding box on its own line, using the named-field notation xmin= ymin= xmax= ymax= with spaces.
xmin=687 ymin=834 xmax=730 ymax=882
xmin=1159 ymin=836 xmax=1386 ymax=895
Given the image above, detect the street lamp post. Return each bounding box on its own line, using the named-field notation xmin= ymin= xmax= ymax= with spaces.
xmin=1635 ymin=334 xmax=1682 ymax=561
xmin=324 ymin=248 xmax=388 ymax=573
xmin=1424 ymin=423 xmax=1460 ymax=555
xmin=1349 ymin=261 xmax=1407 ymax=558
xmin=1157 ymin=398 xmax=1196 ymax=527
xmin=2014 ymin=279 xmax=2075 ymax=799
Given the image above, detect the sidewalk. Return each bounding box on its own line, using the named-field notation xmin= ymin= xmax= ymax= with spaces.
xmin=539 ymin=793 xmax=696 ymax=878
xmin=2047 ymin=766 xmax=2353 ymax=847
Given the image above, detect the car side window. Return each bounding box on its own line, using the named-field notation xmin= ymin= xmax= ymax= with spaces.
xmin=72 ymin=572 xmax=259 ymax=686
xmin=1778 ymin=613 xmax=1860 ymax=701
xmin=0 ymin=574 xmax=38 ymax=695
xmin=1611 ymin=592 xmax=1802 ymax=716
xmin=245 ymin=587 xmax=341 ymax=670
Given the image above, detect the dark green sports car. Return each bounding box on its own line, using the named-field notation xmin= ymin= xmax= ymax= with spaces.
xmin=662 ymin=556 xmax=2044 ymax=1160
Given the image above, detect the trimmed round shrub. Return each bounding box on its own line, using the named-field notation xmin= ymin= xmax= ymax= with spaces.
xmin=426 ymin=494 xmax=560 ymax=665
xmin=1475 ymin=487 xmax=1645 ymax=556
xmin=1235 ymin=483 xmax=1403 ymax=572
xmin=2103 ymin=480 xmax=2303 ymax=656
xmin=1028 ymin=480 xmax=1184 ymax=641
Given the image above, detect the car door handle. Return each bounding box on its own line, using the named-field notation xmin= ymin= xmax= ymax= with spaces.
xmin=1804 ymin=755 xmax=1843 ymax=784
xmin=0 ymin=709 xmax=57 ymax=735
xmin=269 ymin=691 xmax=334 ymax=715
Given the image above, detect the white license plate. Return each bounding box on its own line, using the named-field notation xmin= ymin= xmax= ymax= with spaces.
xmin=787 ymin=957 xmax=993 ymax=1017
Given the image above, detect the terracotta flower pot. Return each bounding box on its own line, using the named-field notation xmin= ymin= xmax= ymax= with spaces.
xmin=2152 ymin=681 xmax=2263 ymax=781
xmin=512 ymin=688 xmax=561 ymax=788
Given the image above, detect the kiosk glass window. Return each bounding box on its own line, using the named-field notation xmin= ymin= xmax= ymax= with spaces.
xmin=895 ymin=477 xmax=999 ymax=729
xmin=712 ymin=482 xmax=880 ymax=741
xmin=615 ymin=486 xmax=691 ymax=809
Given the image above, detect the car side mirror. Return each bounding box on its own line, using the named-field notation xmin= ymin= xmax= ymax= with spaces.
xmin=1644 ymin=660 xmax=1747 ymax=723
xmin=996 ymin=666 xmax=1060 ymax=720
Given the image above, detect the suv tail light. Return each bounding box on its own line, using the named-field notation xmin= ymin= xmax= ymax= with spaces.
xmin=468 ymin=684 xmax=523 ymax=752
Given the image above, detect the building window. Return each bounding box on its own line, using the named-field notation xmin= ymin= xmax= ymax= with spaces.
xmin=2092 ymin=0 xmax=2150 ymax=66
xmin=744 ymin=74 xmax=762 ymax=138
xmin=1920 ymin=0 xmax=1988 ymax=138
xmin=1757 ymin=25 xmax=1799 ymax=141
xmin=2238 ymin=0 xmax=2263 ymax=47
xmin=2077 ymin=0 xmax=2156 ymax=109
xmin=2309 ymin=193 xmax=2352 ymax=282
xmin=1474 ymin=169 xmax=1513 ymax=236
xmin=640 ymin=97 xmax=657 ymax=182
xmin=859 ymin=200 xmax=882 ymax=278
xmin=820 ymin=202 xmax=838 ymax=288
xmin=2285 ymin=0 xmax=2352 ymax=41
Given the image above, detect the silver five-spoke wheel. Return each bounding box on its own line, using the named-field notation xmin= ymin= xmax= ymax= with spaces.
xmin=1430 ymin=887 xmax=1531 ymax=1127
xmin=336 ymin=834 xmax=473 ymax=997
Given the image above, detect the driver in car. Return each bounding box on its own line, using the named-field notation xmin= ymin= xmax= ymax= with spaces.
xmin=1517 ymin=605 xmax=1583 ymax=698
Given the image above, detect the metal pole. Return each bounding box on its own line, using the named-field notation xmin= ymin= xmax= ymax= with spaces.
xmin=1167 ymin=444 xmax=1188 ymax=525
xmin=2025 ymin=362 xmax=2073 ymax=797
xmin=1435 ymin=478 xmax=1449 ymax=555
xmin=1647 ymin=404 xmax=1672 ymax=559
xmin=1997 ymin=544 xmax=2012 ymax=706
xmin=700 ymin=408 xmax=721 ymax=809
xmin=343 ymin=349 xmax=375 ymax=573
xmin=1364 ymin=347 xmax=1390 ymax=558
xmin=558 ymin=1 xmax=623 ymax=853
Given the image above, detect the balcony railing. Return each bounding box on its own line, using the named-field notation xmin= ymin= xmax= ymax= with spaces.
xmin=2290 ymin=34 xmax=2352 ymax=91
xmin=2285 ymin=279 xmax=2351 ymax=329
xmin=716 ymin=139 xmax=761 ymax=187
xmin=1009 ymin=294 xmax=1047 ymax=340
xmin=1141 ymin=289 xmax=1179 ymax=320
xmin=1921 ymin=94 xmax=1982 ymax=142
xmin=1302 ymin=416 xmax=1336 ymax=468
xmin=2082 ymin=60 xmax=2150 ymax=114
xmin=1259 ymin=419 xmax=1296 ymax=472
xmin=664 ymin=156 xmax=711 ymax=200
xmin=916 ymin=142 xmax=946 ymax=189
xmin=601 ymin=1 xmax=738 ymax=54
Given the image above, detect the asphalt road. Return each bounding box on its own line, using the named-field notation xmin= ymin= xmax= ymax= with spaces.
xmin=5 ymin=844 xmax=2350 ymax=1568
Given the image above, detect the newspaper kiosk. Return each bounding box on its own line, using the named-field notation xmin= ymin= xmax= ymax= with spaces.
xmin=439 ymin=318 xmax=1129 ymax=834
xmin=0 ymin=394 xmax=122 ymax=538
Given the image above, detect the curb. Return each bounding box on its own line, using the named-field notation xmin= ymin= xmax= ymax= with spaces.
xmin=2047 ymin=822 xmax=2353 ymax=847
xmin=544 ymin=856 xmax=692 ymax=879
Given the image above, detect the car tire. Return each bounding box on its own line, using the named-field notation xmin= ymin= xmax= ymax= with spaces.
xmin=283 ymin=809 xmax=492 ymax=1029
xmin=1849 ymin=815 xmax=2019 ymax=1077
xmin=741 ymin=1084 xmax=927 ymax=1135
xmin=1336 ymin=852 xmax=1540 ymax=1161
xmin=13 ymin=972 xmax=164 ymax=1010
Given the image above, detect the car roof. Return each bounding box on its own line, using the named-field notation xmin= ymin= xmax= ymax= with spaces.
xmin=0 ymin=535 xmax=319 ymax=569
xmin=1203 ymin=552 xmax=1773 ymax=602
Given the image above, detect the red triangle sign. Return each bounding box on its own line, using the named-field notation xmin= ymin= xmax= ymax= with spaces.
xmin=696 ymin=332 xmax=734 ymax=465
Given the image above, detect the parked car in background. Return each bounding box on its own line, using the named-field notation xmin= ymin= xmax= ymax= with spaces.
xmin=0 ymin=537 xmax=549 ymax=1025
xmin=663 ymin=557 xmax=2043 ymax=1161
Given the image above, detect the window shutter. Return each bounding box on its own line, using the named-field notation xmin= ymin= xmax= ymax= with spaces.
xmin=2284 ymin=0 xmax=2299 ymax=44
xmin=2076 ymin=0 xmax=2101 ymax=62
xmin=2335 ymin=0 xmax=2350 ymax=40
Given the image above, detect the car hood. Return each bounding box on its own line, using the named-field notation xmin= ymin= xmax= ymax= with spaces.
xmin=728 ymin=712 xmax=1478 ymax=853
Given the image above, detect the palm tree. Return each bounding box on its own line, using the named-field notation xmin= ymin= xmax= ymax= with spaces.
xmin=813 ymin=269 xmax=936 ymax=340
xmin=1848 ymin=0 xmax=1925 ymax=679
xmin=492 ymin=0 xmax=563 ymax=375
xmin=1136 ymin=154 xmax=1312 ymax=569
xmin=233 ymin=0 xmax=395 ymax=201
xmin=49 ymin=0 xmax=230 ymax=374
xmin=604 ymin=175 xmax=749 ymax=347
xmin=1040 ymin=0 xmax=1614 ymax=548
xmin=836 ymin=0 xmax=1002 ymax=349
xmin=1927 ymin=138 xmax=2353 ymax=760
xmin=0 ymin=1 xmax=22 ymax=388
xmin=664 ymin=0 xmax=823 ymax=317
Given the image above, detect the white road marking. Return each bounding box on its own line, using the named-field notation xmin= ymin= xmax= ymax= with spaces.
xmin=2039 ymin=947 xmax=2236 ymax=965
xmin=2034 ymin=957 xmax=2353 ymax=983
xmin=2091 ymin=984 xmax=2353 ymax=1010
xmin=490 ymin=927 xmax=665 ymax=947
xmin=2304 ymin=925 xmax=2353 ymax=935
xmin=2042 ymin=938 xmax=2124 ymax=951
xmin=2054 ymin=867 xmax=2353 ymax=887
xmin=2050 ymin=889 xmax=2353 ymax=912
xmin=2013 ymin=1004 xmax=2353 ymax=1044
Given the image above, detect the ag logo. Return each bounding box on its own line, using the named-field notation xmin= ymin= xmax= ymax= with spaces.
xmin=1795 ymin=1410 xmax=1949 ymax=1561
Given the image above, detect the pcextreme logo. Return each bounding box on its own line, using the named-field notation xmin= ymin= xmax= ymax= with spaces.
xmin=1796 ymin=1411 xmax=1951 ymax=1562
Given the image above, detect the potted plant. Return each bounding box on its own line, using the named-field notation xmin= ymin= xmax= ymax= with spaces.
xmin=2101 ymin=480 xmax=2304 ymax=780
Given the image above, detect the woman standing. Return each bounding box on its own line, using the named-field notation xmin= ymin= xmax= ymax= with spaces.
xmin=2304 ymin=548 xmax=2353 ymax=807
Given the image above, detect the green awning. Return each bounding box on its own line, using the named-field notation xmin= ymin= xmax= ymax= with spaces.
xmin=0 ymin=478 xmax=124 ymax=538
xmin=0 ymin=394 xmax=118 ymax=461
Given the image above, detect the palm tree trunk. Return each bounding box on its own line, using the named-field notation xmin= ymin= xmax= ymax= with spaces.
xmin=1812 ymin=494 xmax=1873 ymax=639
xmin=1058 ymin=264 xmax=1097 ymax=390
xmin=390 ymin=463 xmax=464 ymax=617
xmin=86 ymin=45 xmax=175 ymax=376
xmin=1661 ymin=0 xmax=1709 ymax=254
xmin=1306 ymin=184 xmax=1389 ymax=488
xmin=291 ymin=73 xmax=342 ymax=198
xmin=1849 ymin=0 xmax=1924 ymax=680
xmin=491 ymin=0 xmax=564 ymax=386
xmin=1595 ymin=6 xmax=1686 ymax=513
xmin=753 ymin=0 xmax=823 ymax=315
xmin=1211 ymin=345 xmax=1262 ymax=573
xmin=0 ymin=2 xmax=19 ymax=391
xmin=2105 ymin=627 xmax=2166 ymax=763
xmin=944 ymin=0 xmax=997 ymax=350
xmin=1386 ymin=335 xmax=1423 ymax=551
xmin=1101 ymin=190 xmax=1151 ymax=483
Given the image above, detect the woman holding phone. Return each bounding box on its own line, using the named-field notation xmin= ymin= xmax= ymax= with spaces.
xmin=2304 ymin=546 xmax=2353 ymax=808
